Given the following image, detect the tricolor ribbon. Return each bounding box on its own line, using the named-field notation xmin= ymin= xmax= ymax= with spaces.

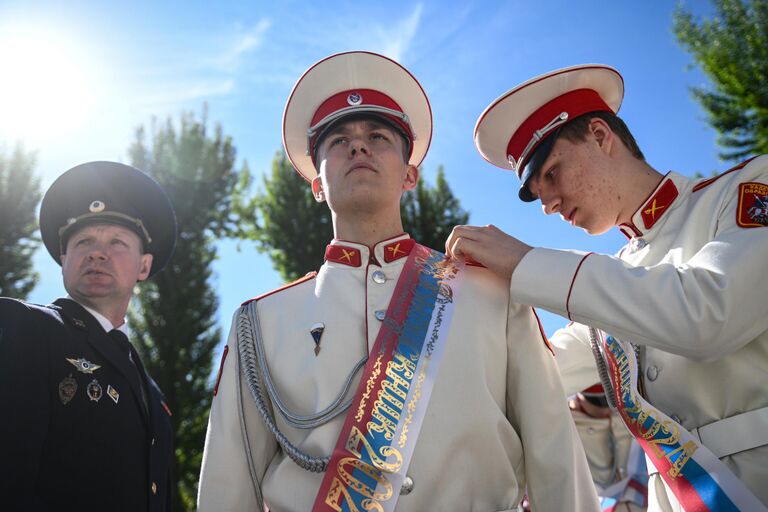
xmin=313 ymin=244 xmax=462 ymax=512
xmin=603 ymin=333 xmax=766 ymax=511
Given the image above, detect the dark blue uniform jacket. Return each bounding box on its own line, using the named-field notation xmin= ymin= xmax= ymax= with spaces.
xmin=0 ymin=297 xmax=173 ymax=512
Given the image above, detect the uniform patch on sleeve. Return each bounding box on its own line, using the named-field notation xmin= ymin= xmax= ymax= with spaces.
xmin=737 ymin=182 xmax=768 ymax=227
xmin=213 ymin=345 xmax=229 ymax=397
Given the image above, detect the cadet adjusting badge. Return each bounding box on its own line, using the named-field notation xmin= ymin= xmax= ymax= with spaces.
xmin=737 ymin=182 xmax=768 ymax=227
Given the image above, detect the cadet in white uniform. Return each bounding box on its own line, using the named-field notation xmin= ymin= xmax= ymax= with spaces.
xmin=446 ymin=64 xmax=768 ymax=511
xmin=197 ymin=52 xmax=599 ymax=512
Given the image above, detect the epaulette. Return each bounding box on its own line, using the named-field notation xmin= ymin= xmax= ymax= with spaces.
xmin=692 ymin=156 xmax=758 ymax=193
xmin=241 ymin=271 xmax=318 ymax=306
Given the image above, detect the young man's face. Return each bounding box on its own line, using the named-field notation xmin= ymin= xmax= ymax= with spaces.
xmin=61 ymin=223 xmax=153 ymax=309
xmin=527 ymin=121 xmax=622 ymax=235
xmin=312 ymin=118 xmax=418 ymax=215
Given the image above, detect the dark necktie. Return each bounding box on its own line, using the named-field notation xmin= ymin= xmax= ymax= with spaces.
xmin=109 ymin=329 xmax=149 ymax=414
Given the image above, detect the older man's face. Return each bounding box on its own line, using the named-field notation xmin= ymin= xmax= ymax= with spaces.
xmin=61 ymin=223 xmax=152 ymax=308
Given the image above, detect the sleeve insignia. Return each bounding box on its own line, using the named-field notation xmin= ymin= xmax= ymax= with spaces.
xmin=737 ymin=182 xmax=768 ymax=227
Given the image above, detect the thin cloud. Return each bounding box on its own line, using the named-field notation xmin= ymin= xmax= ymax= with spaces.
xmin=377 ymin=4 xmax=423 ymax=62
xmin=219 ymin=19 xmax=272 ymax=72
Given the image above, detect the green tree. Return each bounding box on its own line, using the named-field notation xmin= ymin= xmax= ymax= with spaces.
xmin=674 ymin=0 xmax=768 ymax=160
xmin=254 ymin=153 xmax=469 ymax=281
xmin=401 ymin=164 xmax=469 ymax=251
xmin=0 ymin=145 xmax=40 ymax=298
xmin=254 ymin=152 xmax=333 ymax=281
xmin=127 ymin=110 xmax=256 ymax=511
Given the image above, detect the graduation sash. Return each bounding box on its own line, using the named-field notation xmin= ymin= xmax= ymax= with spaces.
xmin=603 ymin=333 xmax=767 ymax=511
xmin=313 ymin=244 xmax=463 ymax=512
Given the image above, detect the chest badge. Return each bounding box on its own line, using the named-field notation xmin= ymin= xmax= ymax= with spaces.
xmin=67 ymin=357 xmax=102 ymax=374
xmin=58 ymin=374 xmax=78 ymax=405
xmin=310 ymin=323 xmax=325 ymax=356
xmin=87 ymin=378 xmax=103 ymax=402
xmin=107 ymin=385 xmax=119 ymax=404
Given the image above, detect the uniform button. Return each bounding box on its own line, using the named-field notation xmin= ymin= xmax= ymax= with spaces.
xmin=372 ymin=271 xmax=386 ymax=284
xmin=151 ymin=482 xmax=157 ymax=494
xmin=151 ymin=437 xmax=155 ymax=446
xmin=374 ymin=310 xmax=386 ymax=321
xmin=646 ymin=365 xmax=659 ymax=381
xmin=586 ymin=427 xmax=595 ymax=435
xmin=400 ymin=475 xmax=414 ymax=495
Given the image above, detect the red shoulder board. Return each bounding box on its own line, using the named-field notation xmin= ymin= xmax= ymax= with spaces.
xmin=241 ymin=271 xmax=318 ymax=306
xmin=692 ymin=156 xmax=758 ymax=193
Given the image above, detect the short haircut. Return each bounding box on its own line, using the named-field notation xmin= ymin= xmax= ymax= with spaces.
xmin=557 ymin=111 xmax=645 ymax=161
xmin=314 ymin=114 xmax=411 ymax=164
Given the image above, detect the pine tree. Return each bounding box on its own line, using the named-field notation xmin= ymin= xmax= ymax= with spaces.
xmin=674 ymin=0 xmax=768 ymax=160
xmin=0 ymin=145 xmax=41 ymax=298
xmin=255 ymin=154 xmax=469 ymax=281
xmin=127 ymin=110 xmax=256 ymax=511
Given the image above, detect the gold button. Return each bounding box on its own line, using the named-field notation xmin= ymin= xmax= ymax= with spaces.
xmin=151 ymin=482 xmax=157 ymax=494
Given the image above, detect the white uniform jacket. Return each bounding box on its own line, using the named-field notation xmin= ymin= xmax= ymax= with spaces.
xmin=198 ymin=234 xmax=598 ymax=512
xmin=510 ymin=155 xmax=768 ymax=509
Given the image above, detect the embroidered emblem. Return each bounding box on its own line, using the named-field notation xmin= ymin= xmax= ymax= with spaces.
xmin=71 ymin=318 xmax=86 ymax=329
xmin=66 ymin=357 xmax=101 ymax=374
xmin=58 ymin=374 xmax=78 ymax=405
xmin=347 ymin=92 xmax=362 ymax=105
xmin=340 ymin=249 xmax=355 ymax=263
xmin=310 ymin=323 xmax=325 ymax=356
xmin=107 ymin=385 xmax=119 ymax=404
xmin=87 ymin=378 xmax=103 ymax=402
xmin=388 ymin=243 xmax=404 ymax=259
xmin=737 ymin=182 xmax=768 ymax=227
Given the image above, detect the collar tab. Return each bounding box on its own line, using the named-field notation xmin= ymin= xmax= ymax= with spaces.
xmin=324 ymin=244 xmax=363 ymax=267
xmin=639 ymin=178 xmax=679 ymax=230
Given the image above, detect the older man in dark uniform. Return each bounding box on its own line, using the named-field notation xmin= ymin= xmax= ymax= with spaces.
xmin=0 ymin=161 xmax=177 ymax=512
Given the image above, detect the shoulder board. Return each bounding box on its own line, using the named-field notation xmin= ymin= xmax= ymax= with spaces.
xmin=241 ymin=271 xmax=318 ymax=306
xmin=692 ymin=156 xmax=759 ymax=193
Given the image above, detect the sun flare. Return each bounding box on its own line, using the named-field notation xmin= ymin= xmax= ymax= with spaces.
xmin=0 ymin=25 xmax=100 ymax=143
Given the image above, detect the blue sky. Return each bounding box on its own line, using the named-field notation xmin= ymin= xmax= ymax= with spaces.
xmin=4 ymin=1 xmax=723 ymax=357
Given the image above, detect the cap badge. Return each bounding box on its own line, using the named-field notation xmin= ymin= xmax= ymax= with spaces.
xmin=310 ymin=322 xmax=325 ymax=356
xmin=89 ymin=200 xmax=106 ymax=213
xmin=87 ymin=378 xmax=103 ymax=402
xmin=58 ymin=374 xmax=78 ymax=405
xmin=67 ymin=357 xmax=102 ymax=374
xmin=347 ymin=92 xmax=363 ymax=106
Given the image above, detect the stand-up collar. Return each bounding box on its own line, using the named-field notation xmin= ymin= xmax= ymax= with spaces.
xmin=618 ymin=172 xmax=690 ymax=240
xmin=324 ymin=233 xmax=415 ymax=267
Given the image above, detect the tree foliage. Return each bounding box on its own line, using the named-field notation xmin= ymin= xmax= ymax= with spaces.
xmin=127 ymin=109 xmax=256 ymax=511
xmin=401 ymin=164 xmax=469 ymax=252
xmin=253 ymin=152 xmax=333 ymax=281
xmin=674 ymin=0 xmax=768 ymax=160
xmin=0 ymin=145 xmax=40 ymax=298
xmin=254 ymin=153 xmax=469 ymax=281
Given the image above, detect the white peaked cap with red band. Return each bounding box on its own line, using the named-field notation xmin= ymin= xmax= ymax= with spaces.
xmin=474 ymin=64 xmax=624 ymax=196
xmin=283 ymin=50 xmax=432 ymax=182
